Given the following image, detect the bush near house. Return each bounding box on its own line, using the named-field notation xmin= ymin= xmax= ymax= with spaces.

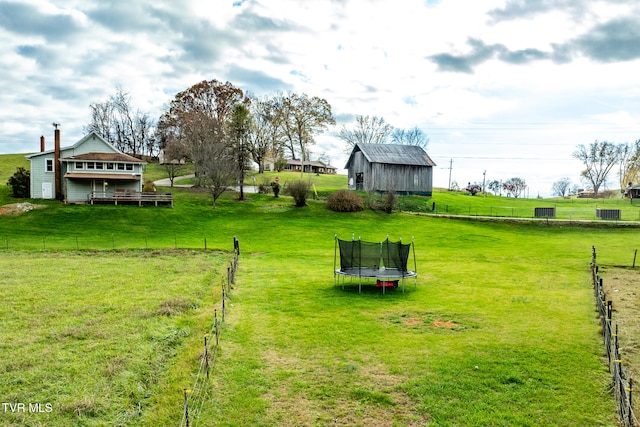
xmin=6 ymin=167 xmax=30 ymax=198
xmin=284 ymin=180 xmax=311 ymax=207
xmin=326 ymin=190 xmax=364 ymax=212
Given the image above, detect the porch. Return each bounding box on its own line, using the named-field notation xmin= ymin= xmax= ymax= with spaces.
xmin=88 ymin=191 xmax=173 ymax=207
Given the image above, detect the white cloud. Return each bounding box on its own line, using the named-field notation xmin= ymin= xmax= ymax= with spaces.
xmin=2 ymin=0 xmax=640 ymax=196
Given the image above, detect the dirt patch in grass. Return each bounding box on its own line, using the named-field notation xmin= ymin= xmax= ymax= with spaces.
xmin=433 ymin=319 xmax=460 ymax=328
xmin=0 ymin=202 xmax=46 ymax=216
xmin=601 ymin=267 xmax=640 ymax=415
xmin=261 ymin=351 xmax=428 ymax=425
xmin=390 ymin=312 xmax=467 ymax=331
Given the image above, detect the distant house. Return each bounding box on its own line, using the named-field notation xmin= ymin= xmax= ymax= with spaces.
xmin=345 ymin=143 xmax=436 ymax=196
xmin=626 ymin=183 xmax=640 ymax=199
xmin=264 ymin=157 xmax=337 ymax=174
xmin=27 ymin=130 xmax=148 ymax=204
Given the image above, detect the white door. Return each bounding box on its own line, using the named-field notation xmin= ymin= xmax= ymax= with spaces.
xmin=42 ymin=182 xmax=53 ymax=199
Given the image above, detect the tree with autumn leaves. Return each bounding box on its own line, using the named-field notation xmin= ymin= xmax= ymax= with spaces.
xmin=157 ymin=79 xmax=335 ymax=207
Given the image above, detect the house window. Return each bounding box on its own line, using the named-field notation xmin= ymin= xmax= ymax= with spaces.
xmin=46 ymin=159 xmax=54 ymax=172
xmin=87 ymin=162 xmax=95 ymax=170
xmin=96 ymin=162 xmax=104 ymax=170
xmin=106 ymin=163 xmax=114 ymax=170
xmin=75 ymin=162 xmax=84 ymax=170
xmin=125 ymin=164 xmax=133 ymax=171
xmin=117 ymin=163 xmax=125 ymax=170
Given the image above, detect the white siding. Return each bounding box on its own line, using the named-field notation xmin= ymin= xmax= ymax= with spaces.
xmin=29 ymin=153 xmax=56 ymax=199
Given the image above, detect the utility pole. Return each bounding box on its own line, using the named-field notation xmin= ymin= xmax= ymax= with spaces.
xmin=482 ymin=170 xmax=486 ymax=195
xmin=448 ymin=159 xmax=453 ymax=191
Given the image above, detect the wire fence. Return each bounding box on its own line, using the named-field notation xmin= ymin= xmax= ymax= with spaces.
xmin=591 ymin=247 xmax=638 ymax=427
xmin=179 ymin=236 xmax=240 ymax=427
xmin=0 ymin=234 xmax=229 ymax=252
xmin=429 ymin=204 xmax=640 ymax=222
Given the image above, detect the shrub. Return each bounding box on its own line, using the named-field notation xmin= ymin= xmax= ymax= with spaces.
xmin=327 ymin=190 xmax=364 ymax=212
xmin=258 ymin=177 xmax=272 ymax=194
xmin=142 ymin=180 xmax=156 ymax=192
xmin=382 ymin=189 xmax=396 ymax=214
xmin=7 ymin=167 xmax=30 ymax=198
xmin=367 ymin=190 xmax=397 ymax=214
xmin=285 ymin=180 xmax=310 ymax=207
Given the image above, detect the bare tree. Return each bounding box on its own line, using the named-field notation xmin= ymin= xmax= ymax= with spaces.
xmin=618 ymin=140 xmax=640 ymax=189
xmin=199 ymin=141 xmax=236 ymax=209
xmin=551 ymin=177 xmax=572 ymax=197
xmin=391 ymin=126 xmax=430 ymax=149
xmin=338 ymin=115 xmax=393 ymax=152
xmin=503 ymin=177 xmax=527 ymax=198
xmin=159 ymin=133 xmax=188 ymax=187
xmin=573 ymin=140 xmax=621 ymax=197
xmin=487 ymin=180 xmax=501 ymax=195
xmin=249 ymin=95 xmax=282 ymax=173
xmin=86 ymin=87 xmax=156 ymax=157
xmin=276 ymin=92 xmax=335 ymax=172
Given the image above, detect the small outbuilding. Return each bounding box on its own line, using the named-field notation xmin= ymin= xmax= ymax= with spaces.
xmin=345 ymin=143 xmax=436 ymax=196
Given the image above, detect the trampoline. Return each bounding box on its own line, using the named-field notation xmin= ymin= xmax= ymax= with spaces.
xmin=334 ymin=235 xmax=417 ymax=293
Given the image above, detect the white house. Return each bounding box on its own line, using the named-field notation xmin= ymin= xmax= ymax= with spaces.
xmin=27 ymin=130 xmax=147 ymax=204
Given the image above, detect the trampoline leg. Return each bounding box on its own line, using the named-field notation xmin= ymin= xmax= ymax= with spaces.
xmin=383 ymin=280 xmax=385 ymax=295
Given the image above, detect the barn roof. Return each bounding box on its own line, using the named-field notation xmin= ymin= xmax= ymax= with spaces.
xmin=345 ymin=143 xmax=436 ymax=169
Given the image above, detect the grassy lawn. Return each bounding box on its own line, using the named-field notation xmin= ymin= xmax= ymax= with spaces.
xmin=0 ymin=250 xmax=227 ymax=426
xmin=2 ymin=154 xmax=638 ymax=425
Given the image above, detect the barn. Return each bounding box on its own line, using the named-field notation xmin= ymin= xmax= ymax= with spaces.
xmin=345 ymin=143 xmax=436 ymax=196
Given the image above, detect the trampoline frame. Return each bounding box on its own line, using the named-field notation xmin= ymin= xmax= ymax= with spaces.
xmin=334 ymin=235 xmax=417 ymax=293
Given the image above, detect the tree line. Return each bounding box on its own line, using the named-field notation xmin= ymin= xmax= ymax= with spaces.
xmin=84 ymin=79 xmax=430 ymax=207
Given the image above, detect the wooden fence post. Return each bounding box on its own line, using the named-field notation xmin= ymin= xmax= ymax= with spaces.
xmin=222 ymin=286 xmax=226 ymax=323
xmin=204 ymin=333 xmax=209 ymax=379
xmin=183 ymin=388 xmax=190 ymax=427
xmin=215 ymin=309 xmax=219 ymax=346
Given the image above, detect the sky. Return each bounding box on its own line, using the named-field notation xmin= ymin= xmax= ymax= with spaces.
xmin=2 ymin=0 xmax=640 ymax=197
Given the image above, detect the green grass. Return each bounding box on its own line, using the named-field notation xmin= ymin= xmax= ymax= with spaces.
xmin=0 ymin=250 xmax=226 ymax=426
xmin=0 ymin=154 xmax=635 ymax=425
xmin=0 ymin=153 xmax=30 ymax=183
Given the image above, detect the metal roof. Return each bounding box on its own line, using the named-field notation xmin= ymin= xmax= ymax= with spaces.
xmin=345 ymin=143 xmax=436 ymax=169
xmin=63 ymin=152 xmax=145 ymax=163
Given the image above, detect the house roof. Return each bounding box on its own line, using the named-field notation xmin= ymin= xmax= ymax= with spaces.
xmin=345 ymin=143 xmax=436 ymax=169
xmin=26 ymin=131 xmax=143 ymax=162
xmin=286 ymin=158 xmax=337 ymax=169
xmin=62 ymin=152 xmax=145 ymax=163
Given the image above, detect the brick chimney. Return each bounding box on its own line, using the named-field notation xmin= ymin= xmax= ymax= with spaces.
xmin=54 ymin=127 xmax=61 ymax=200
xmin=40 ymin=135 xmax=45 ymax=152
